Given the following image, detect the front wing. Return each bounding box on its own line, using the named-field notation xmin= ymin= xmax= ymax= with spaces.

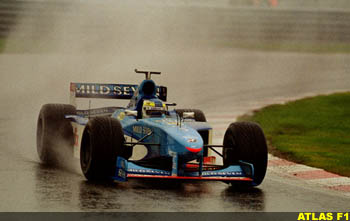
xmin=113 ymin=157 xmax=254 ymax=182
xmin=127 ymin=174 xmax=253 ymax=182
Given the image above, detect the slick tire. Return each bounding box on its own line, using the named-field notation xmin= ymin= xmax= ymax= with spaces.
xmin=175 ymin=109 xmax=206 ymax=122
xmin=223 ymin=122 xmax=268 ymax=186
xmin=80 ymin=117 xmax=128 ymax=181
xmin=36 ymin=104 xmax=76 ymax=165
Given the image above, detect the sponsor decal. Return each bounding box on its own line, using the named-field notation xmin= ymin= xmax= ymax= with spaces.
xmin=75 ymin=83 xmax=137 ymax=97
xmin=117 ymin=112 xmax=125 ymax=120
xmin=169 ymin=150 xmax=178 ymax=176
xmin=132 ymin=125 xmax=152 ymax=135
xmin=71 ymin=83 xmax=167 ymax=101
xmin=76 ymin=107 xmax=117 ymax=117
xmin=115 ymin=157 xmax=128 ymax=182
xmin=201 ymin=171 xmax=242 ymax=176
xmin=143 ymin=100 xmax=156 ymax=107
xmin=118 ymin=168 xmax=126 ymax=179
xmin=187 ymin=138 xmax=197 ymax=143
xmin=128 ymin=168 xmax=171 ymax=176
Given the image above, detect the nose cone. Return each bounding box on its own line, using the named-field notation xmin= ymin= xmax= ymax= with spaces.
xmin=150 ymin=118 xmax=204 ymax=154
xmin=183 ymin=136 xmax=203 ymax=154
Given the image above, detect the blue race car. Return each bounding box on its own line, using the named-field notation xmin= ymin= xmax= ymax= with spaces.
xmin=36 ymin=69 xmax=268 ymax=186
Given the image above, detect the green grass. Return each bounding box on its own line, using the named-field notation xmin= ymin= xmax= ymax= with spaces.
xmin=239 ymin=92 xmax=350 ymax=177
xmin=223 ymin=41 xmax=350 ymax=54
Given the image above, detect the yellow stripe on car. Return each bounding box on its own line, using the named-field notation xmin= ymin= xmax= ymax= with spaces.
xmin=143 ymin=101 xmax=155 ymax=107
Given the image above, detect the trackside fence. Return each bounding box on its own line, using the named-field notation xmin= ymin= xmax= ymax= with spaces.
xmin=1 ymin=1 xmax=350 ymax=45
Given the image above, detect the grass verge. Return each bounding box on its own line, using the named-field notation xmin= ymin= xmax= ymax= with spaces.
xmin=239 ymin=92 xmax=350 ymax=177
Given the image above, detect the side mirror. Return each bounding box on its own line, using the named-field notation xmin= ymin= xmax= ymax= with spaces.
xmin=183 ymin=112 xmax=195 ymax=119
xmin=165 ymin=103 xmax=177 ymax=111
xmin=125 ymin=110 xmax=138 ymax=117
xmin=166 ymin=103 xmax=177 ymax=107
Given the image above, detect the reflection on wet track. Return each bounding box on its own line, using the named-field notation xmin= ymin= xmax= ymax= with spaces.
xmin=33 ymin=162 xmax=266 ymax=211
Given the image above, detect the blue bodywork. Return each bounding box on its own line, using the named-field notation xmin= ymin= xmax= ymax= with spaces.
xmin=70 ymin=78 xmax=254 ymax=183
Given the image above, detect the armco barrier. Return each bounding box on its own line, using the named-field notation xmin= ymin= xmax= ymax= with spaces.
xmin=1 ymin=0 xmax=350 ymax=44
xmin=0 ymin=0 xmax=20 ymax=37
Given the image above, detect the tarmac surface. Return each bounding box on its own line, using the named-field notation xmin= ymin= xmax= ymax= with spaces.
xmin=0 ymin=1 xmax=350 ymax=212
xmin=0 ymin=50 xmax=349 ymax=211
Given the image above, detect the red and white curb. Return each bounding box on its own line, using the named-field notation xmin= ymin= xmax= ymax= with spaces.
xmin=206 ymin=113 xmax=350 ymax=195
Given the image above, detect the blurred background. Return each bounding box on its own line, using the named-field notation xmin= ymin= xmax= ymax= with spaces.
xmin=1 ymin=0 xmax=350 ymax=53
xmin=1 ymin=0 xmax=350 ymax=110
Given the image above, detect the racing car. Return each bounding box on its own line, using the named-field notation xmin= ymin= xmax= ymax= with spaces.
xmin=36 ymin=69 xmax=268 ymax=186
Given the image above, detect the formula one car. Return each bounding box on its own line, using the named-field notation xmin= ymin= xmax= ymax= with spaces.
xmin=36 ymin=69 xmax=268 ymax=186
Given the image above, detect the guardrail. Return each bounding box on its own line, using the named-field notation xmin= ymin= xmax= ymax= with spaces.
xmin=0 ymin=0 xmax=67 ymax=38
xmin=0 ymin=0 xmax=20 ymax=37
xmin=1 ymin=0 xmax=350 ymax=44
xmin=203 ymin=8 xmax=350 ymax=43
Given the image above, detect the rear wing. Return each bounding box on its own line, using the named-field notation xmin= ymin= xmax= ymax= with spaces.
xmin=70 ymin=83 xmax=167 ymax=107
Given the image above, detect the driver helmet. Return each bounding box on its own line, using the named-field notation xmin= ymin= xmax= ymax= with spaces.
xmin=142 ymin=100 xmax=166 ymax=118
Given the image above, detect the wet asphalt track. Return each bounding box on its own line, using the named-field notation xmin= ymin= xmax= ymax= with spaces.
xmin=1 ymin=1 xmax=350 ymax=212
xmin=0 ymin=50 xmax=350 ymax=211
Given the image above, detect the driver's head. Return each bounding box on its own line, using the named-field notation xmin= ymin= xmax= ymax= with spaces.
xmin=142 ymin=100 xmax=166 ymax=118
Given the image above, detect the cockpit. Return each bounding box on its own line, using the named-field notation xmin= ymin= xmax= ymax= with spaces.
xmin=142 ymin=100 xmax=167 ymax=118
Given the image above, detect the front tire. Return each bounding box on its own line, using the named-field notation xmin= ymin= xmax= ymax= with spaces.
xmin=36 ymin=104 xmax=76 ymax=165
xmin=80 ymin=117 xmax=128 ymax=181
xmin=223 ymin=122 xmax=268 ymax=186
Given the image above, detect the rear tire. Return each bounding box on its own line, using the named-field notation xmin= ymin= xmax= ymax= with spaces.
xmin=80 ymin=117 xmax=128 ymax=181
xmin=36 ymin=104 xmax=76 ymax=165
xmin=175 ymin=109 xmax=206 ymax=122
xmin=223 ymin=122 xmax=268 ymax=186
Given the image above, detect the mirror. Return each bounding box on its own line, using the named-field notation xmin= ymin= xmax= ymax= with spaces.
xmin=183 ymin=112 xmax=195 ymax=119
